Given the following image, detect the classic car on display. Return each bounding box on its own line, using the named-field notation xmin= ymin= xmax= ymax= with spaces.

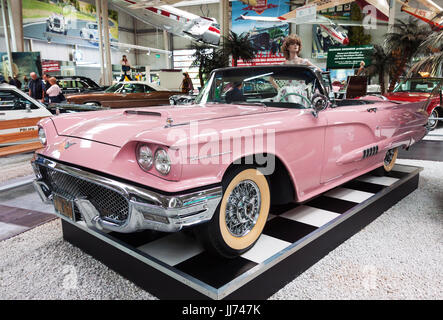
xmin=0 ymin=84 xmax=105 ymax=153
xmin=55 ymin=76 xmax=107 ymax=94
xmin=32 ymin=65 xmax=429 ymax=258
xmin=385 ymin=77 xmax=443 ymax=130
xmin=65 ymin=81 xmax=182 ymax=108
xmin=169 ymin=93 xmax=197 ymax=105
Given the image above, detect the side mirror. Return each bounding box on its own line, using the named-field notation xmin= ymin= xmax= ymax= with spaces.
xmin=311 ymin=93 xmax=329 ymax=118
xmin=25 ymin=104 xmax=31 ymax=113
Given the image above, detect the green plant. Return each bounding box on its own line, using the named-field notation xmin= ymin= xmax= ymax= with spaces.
xmin=221 ymin=31 xmax=257 ymax=67
xmin=384 ymin=17 xmax=431 ymax=91
xmin=409 ymin=11 xmax=443 ymax=77
xmin=190 ymin=43 xmax=228 ymax=87
xmin=348 ymin=3 xmax=371 ymax=46
xmin=365 ymin=44 xmax=394 ymax=94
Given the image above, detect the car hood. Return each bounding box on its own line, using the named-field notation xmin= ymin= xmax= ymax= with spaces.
xmin=51 ymin=104 xmax=286 ymax=147
xmin=385 ymin=91 xmax=430 ymax=102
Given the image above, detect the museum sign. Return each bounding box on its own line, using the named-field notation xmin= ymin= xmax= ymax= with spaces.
xmin=327 ymin=45 xmax=374 ymax=69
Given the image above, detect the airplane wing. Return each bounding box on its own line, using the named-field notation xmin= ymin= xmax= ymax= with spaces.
xmin=364 ymin=0 xmax=390 ymax=18
xmin=239 ymin=12 xmax=372 ymax=27
xmin=280 ymin=0 xmax=356 ymax=20
xmin=415 ymin=0 xmax=443 ymax=13
xmin=238 ymin=14 xmax=285 ymax=22
xmin=126 ymin=0 xmax=258 ymax=8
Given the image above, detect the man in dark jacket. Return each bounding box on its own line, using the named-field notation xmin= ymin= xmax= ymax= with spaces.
xmin=28 ymin=72 xmax=45 ymax=102
xmin=42 ymin=74 xmax=52 ymax=103
xmin=225 ymin=81 xmax=246 ymax=103
xmin=8 ymin=76 xmax=17 ymax=87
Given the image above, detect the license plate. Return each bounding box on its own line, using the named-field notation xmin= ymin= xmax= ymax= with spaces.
xmin=53 ymin=194 xmax=74 ymax=220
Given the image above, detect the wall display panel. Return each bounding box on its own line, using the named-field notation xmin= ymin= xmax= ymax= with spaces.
xmin=22 ymin=0 xmax=118 ymax=48
xmin=231 ymin=0 xmax=290 ymax=66
xmin=0 ymin=52 xmax=42 ymax=81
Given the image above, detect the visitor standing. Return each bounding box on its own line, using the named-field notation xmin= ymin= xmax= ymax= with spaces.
xmin=42 ymin=73 xmax=52 ymax=103
xmin=28 ymin=72 xmax=45 ymax=102
xmin=180 ymin=72 xmax=194 ymax=93
xmin=46 ymin=77 xmax=65 ymax=103
xmin=120 ymin=55 xmax=132 ymax=81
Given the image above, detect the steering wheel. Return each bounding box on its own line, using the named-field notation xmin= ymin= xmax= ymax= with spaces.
xmin=311 ymin=93 xmax=329 ymax=111
xmin=279 ymin=92 xmax=312 ymax=107
xmin=12 ymin=100 xmax=24 ymax=110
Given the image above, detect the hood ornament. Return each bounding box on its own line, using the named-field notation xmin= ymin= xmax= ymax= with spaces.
xmin=165 ymin=117 xmax=174 ymax=128
xmin=64 ymin=141 xmax=76 ymax=149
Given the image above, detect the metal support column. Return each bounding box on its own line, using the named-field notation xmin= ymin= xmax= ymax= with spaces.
xmin=101 ymin=0 xmax=113 ymax=85
xmin=1 ymin=0 xmax=13 ymax=77
xmin=133 ymin=17 xmax=138 ymax=66
xmin=219 ymin=0 xmax=229 ymax=45
xmin=95 ymin=0 xmax=105 ymax=86
xmin=388 ymin=0 xmax=397 ymax=33
xmin=163 ymin=30 xmax=170 ymax=69
xmin=6 ymin=0 xmax=20 ymax=52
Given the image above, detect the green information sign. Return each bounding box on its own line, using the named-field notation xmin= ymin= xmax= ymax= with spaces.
xmin=327 ymin=45 xmax=374 ymax=69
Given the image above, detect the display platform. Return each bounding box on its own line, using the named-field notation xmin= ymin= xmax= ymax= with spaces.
xmin=60 ymin=164 xmax=422 ymax=300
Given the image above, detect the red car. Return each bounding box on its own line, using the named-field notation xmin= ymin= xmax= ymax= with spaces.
xmin=385 ymin=77 xmax=443 ymax=130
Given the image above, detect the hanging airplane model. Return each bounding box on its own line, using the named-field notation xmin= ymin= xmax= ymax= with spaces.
xmin=395 ymin=0 xmax=443 ymax=30
xmin=124 ymin=0 xmax=259 ymax=8
xmin=238 ymin=0 xmax=390 ymax=45
xmin=111 ymin=0 xmax=221 ymax=46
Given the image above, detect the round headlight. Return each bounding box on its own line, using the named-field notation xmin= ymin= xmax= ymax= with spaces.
xmin=38 ymin=127 xmax=46 ymax=145
xmin=154 ymin=148 xmax=171 ymax=175
xmin=137 ymin=144 xmax=153 ymax=171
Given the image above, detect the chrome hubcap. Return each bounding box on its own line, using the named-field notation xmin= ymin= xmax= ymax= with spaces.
xmin=225 ymin=180 xmax=261 ymax=237
xmin=384 ymin=149 xmax=395 ymax=166
xmin=428 ymin=110 xmax=438 ymax=128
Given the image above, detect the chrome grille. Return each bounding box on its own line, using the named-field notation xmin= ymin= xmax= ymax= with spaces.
xmin=38 ymin=165 xmax=129 ymax=224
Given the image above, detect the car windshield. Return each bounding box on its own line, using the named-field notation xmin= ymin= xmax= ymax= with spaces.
xmin=81 ymin=78 xmax=100 ymax=88
xmin=104 ymin=83 xmax=123 ymax=93
xmin=89 ymin=24 xmax=98 ymax=30
xmin=393 ymin=78 xmax=442 ymax=93
xmin=194 ymin=66 xmax=324 ymax=109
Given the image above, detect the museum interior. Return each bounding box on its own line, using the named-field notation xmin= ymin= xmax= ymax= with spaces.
xmin=0 ymin=0 xmax=442 ymax=301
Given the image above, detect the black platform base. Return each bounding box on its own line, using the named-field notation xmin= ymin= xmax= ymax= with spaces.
xmin=61 ymin=164 xmax=421 ymax=300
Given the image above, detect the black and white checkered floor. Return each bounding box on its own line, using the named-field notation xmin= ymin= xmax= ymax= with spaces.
xmin=66 ymin=164 xmax=417 ymax=299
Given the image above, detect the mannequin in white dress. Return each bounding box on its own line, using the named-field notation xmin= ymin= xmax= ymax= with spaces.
xmin=281 ymin=34 xmax=320 ymax=70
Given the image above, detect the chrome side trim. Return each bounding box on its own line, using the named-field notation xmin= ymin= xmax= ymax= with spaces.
xmin=32 ymin=155 xmax=222 ymax=233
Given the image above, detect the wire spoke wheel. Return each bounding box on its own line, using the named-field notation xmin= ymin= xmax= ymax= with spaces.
xmin=225 ymin=180 xmax=261 ymax=237
xmin=383 ymin=148 xmax=398 ymax=172
xmin=195 ymin=166 xmax=270 ymax=258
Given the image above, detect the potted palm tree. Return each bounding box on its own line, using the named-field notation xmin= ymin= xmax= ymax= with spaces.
xmin=221 ymin=31 xmax=258 ymax=67
xmin=384 ymin=17 xmax=431 ymax=91
xmin=409 ymin=12 xmax=443 ymax=77
xmin=365 ymin=44 xmax=394 ymax=94
xmin=190 ymin=43 xmax=228 ymax=88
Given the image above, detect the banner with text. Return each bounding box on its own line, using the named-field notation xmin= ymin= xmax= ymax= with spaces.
xmin=327 ymin=45 xmax=374 ymax=69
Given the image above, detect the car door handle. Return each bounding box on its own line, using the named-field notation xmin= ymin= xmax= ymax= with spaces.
xmin=367 ymin=107 xmax=377 ymax=113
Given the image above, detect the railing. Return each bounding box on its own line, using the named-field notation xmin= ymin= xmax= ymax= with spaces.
xmin=0 ymin=117 xmax=44 ymax=157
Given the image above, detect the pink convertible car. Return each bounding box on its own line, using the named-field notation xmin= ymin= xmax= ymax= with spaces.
xmin=32 ymin=66 xmax=428 ymax=258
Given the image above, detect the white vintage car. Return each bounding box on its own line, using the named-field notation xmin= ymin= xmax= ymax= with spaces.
xmin=0 ymin=84 xmax=52 ymax=149
xmin=80 ymin=22 xmax=116 ymax=44
xmin=46 ymin=14 xmax=68 ymax=35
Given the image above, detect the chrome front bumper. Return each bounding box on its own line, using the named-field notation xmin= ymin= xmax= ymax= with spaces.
xmin=31 ymin=155 xmax=222 ymax=233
